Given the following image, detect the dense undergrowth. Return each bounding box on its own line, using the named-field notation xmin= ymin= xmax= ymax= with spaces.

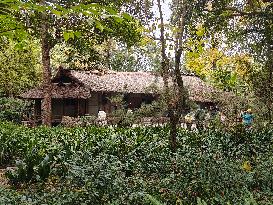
xmin=0 ymin=122 xmax=272 ymax=204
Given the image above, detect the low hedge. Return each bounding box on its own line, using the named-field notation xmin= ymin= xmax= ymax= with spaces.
xmin=0 ymin=122 xmax=272 ymax=204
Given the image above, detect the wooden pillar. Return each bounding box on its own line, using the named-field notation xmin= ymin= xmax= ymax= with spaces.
xmin=99 ymin=92 xmax=102 ymax=110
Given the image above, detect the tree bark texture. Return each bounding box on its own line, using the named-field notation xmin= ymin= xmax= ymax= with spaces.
xmin=41 ymin=12 xmax=52 ymax=126
xmin=173 ymin=1 xmax=187 ymax=115
xmin=157 ymin=0 xmax=187 ymax=152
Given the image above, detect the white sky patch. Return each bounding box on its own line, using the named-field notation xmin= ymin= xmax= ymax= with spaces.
xmin=152 ymin=0 xmax=171 ymax=23
xmin=150 ymin=0 xmax=172 ymax=36
xmin=148 ymin=0 xmax=175 ymax=57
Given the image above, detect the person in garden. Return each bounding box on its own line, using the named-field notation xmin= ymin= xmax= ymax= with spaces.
xmin=241 ymin=109 xmax=254 ymax=127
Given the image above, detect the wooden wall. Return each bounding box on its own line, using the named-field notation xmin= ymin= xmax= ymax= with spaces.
xmin=52 ymin=99 xmax=63 ymax=116
xmin=51 ymin=99 xmax=88 ymax=118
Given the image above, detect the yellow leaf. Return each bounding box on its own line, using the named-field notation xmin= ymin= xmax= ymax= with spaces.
xmin=242 ymin=161 xmax=252 ymax=172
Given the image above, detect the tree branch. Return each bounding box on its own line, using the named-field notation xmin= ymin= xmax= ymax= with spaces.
xmin=146 ymin=34 xmax=175 ymax=42
xmin=157 ymin=0 xmax=170 ymax=91
xmin=203 ymin=7 xmax=272 ymax=18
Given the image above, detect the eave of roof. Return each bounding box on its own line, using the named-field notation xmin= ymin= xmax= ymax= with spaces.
xmin=20 ymin=83 xmax=91 ymax=99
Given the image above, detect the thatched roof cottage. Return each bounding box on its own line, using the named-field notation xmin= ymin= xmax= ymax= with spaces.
xmin=21 ymin=68 xmax=216 ymax=124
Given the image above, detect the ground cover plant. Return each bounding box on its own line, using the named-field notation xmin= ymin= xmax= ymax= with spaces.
xmin=0 ymin=122 xmax=272 ymax=204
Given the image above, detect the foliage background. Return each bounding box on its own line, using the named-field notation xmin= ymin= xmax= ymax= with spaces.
xmin=0 ymin=38 xmax=41 ymax=97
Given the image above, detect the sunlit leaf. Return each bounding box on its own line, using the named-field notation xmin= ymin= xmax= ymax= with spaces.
xmin=63 ymin=32 xmax=70 ymax=41
xmin=51 ymin=10 xmax=62 ymax=17
xmin=74 ymin=31 xmax=82 ymax=38
xmin=95 ymin=21 xmax=104 ymax=31
xmin=122 ymin=13 xmax=132 ymax=21
xmin=196 ymin=27 xmax=205 ymax=37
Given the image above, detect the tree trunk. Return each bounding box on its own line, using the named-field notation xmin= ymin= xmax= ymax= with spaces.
xmin=156 ymin=0 xmax=169 ymax=89
xmin=157 ymin=0 xmax=188 ymax=151
xmin=157 ymin=0 xmax=176 ymax=151
xmin=41 ymin=13 xmax=52 ymax=126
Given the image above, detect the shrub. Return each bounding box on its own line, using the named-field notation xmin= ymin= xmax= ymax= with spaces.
xmin=0 ymin=123 xmax=272 ymax=204
xmin=0 ymin=97 xmax=30 ymax=123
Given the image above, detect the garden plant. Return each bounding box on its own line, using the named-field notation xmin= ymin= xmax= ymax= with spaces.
xmin=0 ymin=122 xmax=272 ymax=204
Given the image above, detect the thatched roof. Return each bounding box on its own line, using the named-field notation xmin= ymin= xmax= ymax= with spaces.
xmin=21 ymin=69 xmax=216 ymax=102
xmin=20 ymin=83 xmax=91 ymax=99
xmin=71 ymin=70 xmax=216 ymax=102
xmin=71 ymin=70 xmax=163 ymax=94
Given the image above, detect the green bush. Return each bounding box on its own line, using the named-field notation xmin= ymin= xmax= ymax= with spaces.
xmin=0 ymin=122 xmax=272 ymax=204
xmin=0 ymin=97 xmax=30 ymax=123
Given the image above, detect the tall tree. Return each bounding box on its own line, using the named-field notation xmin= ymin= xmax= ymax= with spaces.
xmin=199 ymin=0 xmax=273 ymax=122
xmin=156 ymin=0 xmax=211 ymax=151
xmin=156 ymin=0 xmax=190 ymax=151
xmin=2 ymin=0 xmax=142 ymax=126
xmin=185 ymin=45 xmax=252 ymax=92
xmin=0 ymin=38 xmax=41 ymax=97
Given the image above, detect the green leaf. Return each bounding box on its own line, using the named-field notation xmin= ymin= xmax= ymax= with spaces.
xmin=56 ymin=5 xmax=66 ymax=11
xmin=196 ymin=27 xmax=205 ymax=37
xmin=106 ymin=7 xmax=117 ymax=15
xmin=88 ymin=8 xmax=99 ymax=16
xmin=74 ymin=31 xmax=82 ymax=38
xmin=10 ymin=4 xmax=19 ymax=11
xmin=86 ymin=3 xmax=100 ymax=8
xmin=112 ymin=16 xmax=123 ymax=23
xmin=69 ymin=32 xmax=74 ymax=39
xmin=51 ymin=10 xmax=62 ymax=17
xmin=35 ymin=5 xmax=47 ymax=12
xmin=122 ymin=13 xmax=132 ymax=21
xmin=198 ymin=45 xmax=204 ymax=52
xmin=95 ymin=21 xmax=104 ymax=31
xmin=63 ymin=32 xmax=70 ymax=41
